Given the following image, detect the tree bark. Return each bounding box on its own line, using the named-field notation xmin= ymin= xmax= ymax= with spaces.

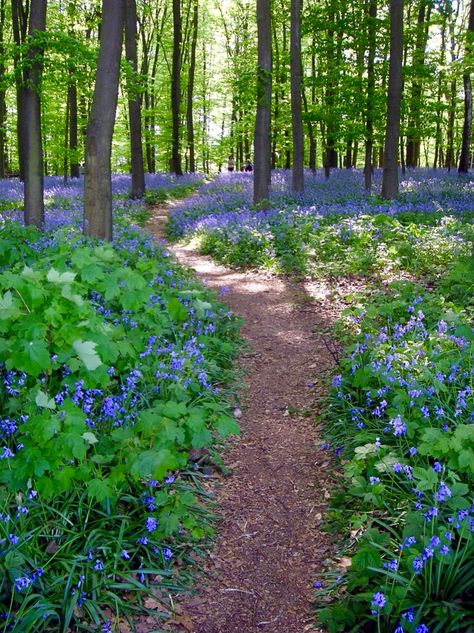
xmin=68 ymin=81 xmax=80 ymax=178
xmin=290 ymin=0 xmax=304 ymax=192
xmin=459 ymin=0 xmax=474 ymax=173
xmin=84 ymin=0 xmax=125 ymax=240
xmin=125 ymin=0 xmax=145 ymax=197
xmin=0 ymin=0 xmax=6 ymax=178
xmin=23 ymin=0 xmax=47 ymax=228
xmin=406 ymin=0 xmax=431 ymax=168
xmin=364 ymin=0 xmax=377 ymax=190
xmin=11 ymin=0 xmax=28 ymax=181
xmin=171 ymin=0 xmax=183 ymax=175
xmin=186 ymin=0 xmax=198 ymax=172
xmin=253 ymin=0 xmax=272 ymax=205
xmin=382 ymin=0 xmax=403 ymax=199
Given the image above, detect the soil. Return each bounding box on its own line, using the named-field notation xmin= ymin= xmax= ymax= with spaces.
xmin=144 ymin=205 xmax=338 ymax=633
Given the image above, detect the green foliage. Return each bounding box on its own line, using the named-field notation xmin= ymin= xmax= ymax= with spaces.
xmin=0 ymin=219 xmax=241 ymax=631
xmin=316 ymin=266 xmax=474 ymax=631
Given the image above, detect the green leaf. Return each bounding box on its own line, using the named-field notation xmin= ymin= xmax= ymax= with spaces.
xmin=87 ymin=478 xmax=113 ymax=502
xmin=82 ymin=431 xmax=99 ymax=445
xmin=46 ymin=268 xmax=76 ymax=284
xmin=72 ymin=339 xmax=102 ymax=370
xmin=35 ymin=390 xmax=57 ymax=410
xmin=9 ymin=339 xmax=52 ymax=375
xmin=167 ymin=297 xmax=189 ymax=322
xmin=0 ymin=291 xmax=22 ymax=319
xmin=215 ymin=415 xmax=240 ymax=437
xmin=130 ymin=449 xmax=178 ymax=480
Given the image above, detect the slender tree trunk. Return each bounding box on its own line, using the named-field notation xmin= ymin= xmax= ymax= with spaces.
xmin=324 ymin=2 xmax=337 ymax=178
xmin=171 ymin=0 xmax=183 ymax=175
xmin=290 ymin=0 xmax=304 ymax=192
xmin=63 ymin=90 xmax=69 ymax=182
xmin=382 ymin=0 xmax=403 ymax=199
xmin=186 ymin=0 xmax=198 ymax=172
xmin=253 ymin=0 xmax=272 ymax=205
xmin=125 ymin=0 xmax=145 ymax=197
xmin=406 ymin=0 xmax=431 ymax=168
xmin=271 ymin=21 xmax=279 ymax=169
xmin=433 ymin=11 xmax=447 ymax=169
xmin=302 ymin=81 xmax=316 ymax=172
xmin=84 ymin=0 xmax=125 ymax=240
xmin=68 ymin=81 xmax=80 ymax=178
xmin=0 ymin=0 xmax=6 ymax=178
xmin=364 ymin=0 xmax=377 ymax=190
xmin=23 ymin=0 xmax=47 ymax=228
xmin=459 ymin=0 xmax=474 ymax=173
xmin=11 ymin=0 xmax=28 ymax=181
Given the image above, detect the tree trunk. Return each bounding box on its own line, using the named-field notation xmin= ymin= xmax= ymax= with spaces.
xmin=253 ymin=0 xmax=272 ymax=205
xmin=84 ymin=0 xmax=125 ymax=240
xmin=406 ymin=0 xmax=431 ymax=168
xmin=11 ymin=0 xmax=28 ymax=181
xmin=0 ymin=0 xmax=6 ymax=178
xmin=68 ymin=81 xmax=80 ymax=178
xmin=186 ymin=0 xmax=198 ymax=172
xmin=171 ymin=0 xmax=183 ymax=175
xmin=125 ymin=0 xmax=145 ymax=197
xmin=364 ymin=0 xmax=377 ymax=190
xmin=290 ymin=0 xmax=304 ymax=192
xmin=23 ymin=0 xmax=47 ymax=228
xmin=459 ymin=0 xmax=474 ymax=173
xmin=382 ymin=0 xmax=403 ymax=199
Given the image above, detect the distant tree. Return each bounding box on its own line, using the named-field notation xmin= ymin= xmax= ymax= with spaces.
xmin=170 ymin=0 xmax=183 ymax=175
xmin=382 ymin=0 xmax=404 ymax=199
xmin=84 ymin=0 xmax=125 ymax=240
xmin=186 ymin=0 xmax=199 ymax=173
xmin=254 ymin=0 xmax=272 ymax=205
xmin=290 ymin=0 xmax=304 ymax=192
xmin=459 ymin=0 xmax=474 ymax=174
xmin=125 ymin=0 xmax=145 ymax=198
xmin=405 ymin=0 xmax=432 ymax=168
xmin=0 ymin=0 xmax=6 ymax=178
xmin=364 ymin=0 xmax=377 ymax=190
xmin=14 ymin=0 xmax=48 ymax=228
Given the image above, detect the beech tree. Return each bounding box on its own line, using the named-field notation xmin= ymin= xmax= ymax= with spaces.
xmin=170 ymin=0 xmax=183 ymax=175
xmin=364 ymin=0 xmax=377 ymax=190
xmin=14 ymin=0 xmax=48 ymax=228
xmin=83 ymin=0 xmax=125 ymax=240
xmin=382 ymin=0 xmax=404 ymax=199
xmin=290 ymin=0 xmax=303 ymax=192
xmin=254 ymin=0 xmax=272 ymax=205
xmin=459 ymin=0 xmax=474 ymax=174
xmin=125 ymin=0 xmax=145 ymax=198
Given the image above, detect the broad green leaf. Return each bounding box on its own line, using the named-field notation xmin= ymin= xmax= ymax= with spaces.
xmin=47 ymin=268 xmax=76 ymax=284
xmin=0 ymin=291 xmax=22 ymax=319
xmin=72 ymin=339 xmax=102 ymax=370
xmin=82 ymin=431 xmax=99 ymax=445
xmin=215 ymin=415 xmax=240 ymax=437
xmin=87 ymin=478 xmax=113 ymax=502
xmin=35 ymin=390 xmax=57 ymax=410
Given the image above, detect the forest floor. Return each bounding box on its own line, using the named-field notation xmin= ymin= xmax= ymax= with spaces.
xmin=143 ymin=203 xmax=339 ymax=633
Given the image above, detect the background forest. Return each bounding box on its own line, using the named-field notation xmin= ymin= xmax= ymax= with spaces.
xmin=0 ymin=0 xmax=472 ymax=181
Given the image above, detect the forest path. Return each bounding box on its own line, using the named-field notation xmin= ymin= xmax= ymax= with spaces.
xmin=146 ymin=204 xmax=334 ymax=633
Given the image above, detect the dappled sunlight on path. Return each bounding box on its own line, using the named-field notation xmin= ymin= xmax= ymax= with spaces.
xmin=146 ymin=206 xmax=335 ymax=633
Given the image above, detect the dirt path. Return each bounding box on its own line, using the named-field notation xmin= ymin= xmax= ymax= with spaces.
xmin=146 ymin=206 xmax=334 ymax=633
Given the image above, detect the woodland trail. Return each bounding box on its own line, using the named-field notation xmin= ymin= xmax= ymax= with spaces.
xmin=146 ymin=204 xmax=335 ymax=633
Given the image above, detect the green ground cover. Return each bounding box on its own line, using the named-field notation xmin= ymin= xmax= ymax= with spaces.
xmin=0 ymin=184 xmax=241 ymax=632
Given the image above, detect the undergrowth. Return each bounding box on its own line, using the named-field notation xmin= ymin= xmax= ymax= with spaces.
xmin=0 ymin=191 xmax=240 ymax=632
